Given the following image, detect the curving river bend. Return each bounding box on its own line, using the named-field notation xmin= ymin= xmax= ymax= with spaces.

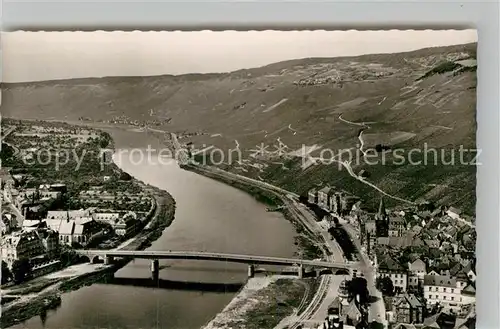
xmin=12 ymin=128 xmax=299 ymax=329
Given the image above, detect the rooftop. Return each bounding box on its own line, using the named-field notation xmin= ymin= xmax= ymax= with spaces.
xmin=378 ymin=255 xmax=406 ymax=272
xmin=423 ymin=274 xmax=457 ymax=288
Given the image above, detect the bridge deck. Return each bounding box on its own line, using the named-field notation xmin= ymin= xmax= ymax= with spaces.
xmin=76 ymin=250 xmax=352 ymax=269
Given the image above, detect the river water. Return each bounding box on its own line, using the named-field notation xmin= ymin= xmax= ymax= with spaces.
xmin=12 ymin=128 xmax=299 ymax=329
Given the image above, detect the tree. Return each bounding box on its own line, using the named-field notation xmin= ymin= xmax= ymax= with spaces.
xmin=11 ymin=258 xmax=32 ymax=284
xmin=376 ymin=277 xmax=395 ymax=296
xmin=119 ymin=172 xmax=132 ymax=181
xmin=346 ymin=277 xmax=370 ymax=305
xmin=368 ymin=321 xmax=384 ymax=329
xmin=1 ymin=260 xmax=12 ymax=284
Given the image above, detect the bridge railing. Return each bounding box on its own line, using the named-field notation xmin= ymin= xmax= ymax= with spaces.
xmin=74 ymin=250 xmax=354 ymax=268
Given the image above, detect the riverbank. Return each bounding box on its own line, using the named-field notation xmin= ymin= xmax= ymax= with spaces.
xmin=180 ymin=163 xmax=335 ymax=329
xmin=180 ymin=164 xmax=323 ymax=261
xmin=202 ymin=276 xmax=319 ymax=329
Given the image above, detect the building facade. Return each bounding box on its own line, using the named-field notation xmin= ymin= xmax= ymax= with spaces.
xmin=423 ymin=274 xmax=463 ymax=312
xmin=408 ymin=259 xmax=427 ymax=290
xmin=377 ymin=256 xmax=408 ymax=293
xmin=318 ymin=187 xmax=333 ymax=210
xmin=393 ymin=294 xmax=425 ymax=324
xmin=0 ymin=230 xmax=45 ymax=268
xmin=308 ymin=188 xmax=318 ymax=204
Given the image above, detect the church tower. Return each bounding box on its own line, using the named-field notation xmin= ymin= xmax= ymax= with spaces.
xmin=375 ymin=198 xmax=389 ymax=237
xmin=375 ymin=198 xmax=387 ymax=221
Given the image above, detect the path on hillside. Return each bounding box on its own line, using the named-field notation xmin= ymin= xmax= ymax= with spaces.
xmin=336 ymin=114 xmax=415 ymax=205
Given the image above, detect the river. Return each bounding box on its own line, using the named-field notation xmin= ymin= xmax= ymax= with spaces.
xmin=12 ymin=128 xmax=300 ymax=329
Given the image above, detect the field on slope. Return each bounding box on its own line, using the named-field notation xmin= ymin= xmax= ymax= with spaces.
xmin=0 ymin=43 xmax=477 ymax=214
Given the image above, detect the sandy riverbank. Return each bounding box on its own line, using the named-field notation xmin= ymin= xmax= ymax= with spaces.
xmin=179 ymin=164 xmax=336 ymax=329
xmin=202 ymin=276 xmax=316 ymax=329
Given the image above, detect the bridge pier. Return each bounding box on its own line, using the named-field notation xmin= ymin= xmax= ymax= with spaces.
xmin=151 ymin=259 xmax=160 ymax=280
xmin=104 ymin=255 xmax=114 ymax=265
xmin=298 ymin=264 xmax=305 ymax=279
xmin=248 ymin=265 xmax=255 ymax=278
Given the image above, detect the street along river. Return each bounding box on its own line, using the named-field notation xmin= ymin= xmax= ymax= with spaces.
xmin=11 ymin=128 xmax=300 ymax=329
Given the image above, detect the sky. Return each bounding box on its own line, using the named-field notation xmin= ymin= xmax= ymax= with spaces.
xmin=1 ymin=30 xmax=477 ymax=83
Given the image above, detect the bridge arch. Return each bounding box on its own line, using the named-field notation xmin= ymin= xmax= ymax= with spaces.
xmin=335 ymin=268 xmax=350 ymax=276
xmin=91 ymin=255 xmax=105 ymax=264
xmin=318 ymin=269 xmax=333 ymax=276
xmin=80 ymin=255 xmax=92 ymax=263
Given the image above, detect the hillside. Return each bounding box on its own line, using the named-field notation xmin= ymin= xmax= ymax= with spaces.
xmin=0 ymin=43 xmax=477 ymax=214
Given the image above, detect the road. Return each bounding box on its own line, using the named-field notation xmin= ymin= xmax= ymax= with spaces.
xmin=342 ymin=223 xmax=387 ymax=326
xmin=276 ymin=199 xmax=343 ymax=329
xmin=293 ymin=201 xmax=349 ymax=324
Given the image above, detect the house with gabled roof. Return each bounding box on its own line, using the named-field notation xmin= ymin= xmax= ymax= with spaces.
xmin=43 ymin=216 xmax=100 ymax=246
xmin=389 ymin=215 xmax=405 ymax=237
xmin=423 ymin=274 xmax=464 ymax=312
xmin=422 ymin=311 xmax=457 ymax=329
xmin=308 ymin=188 xmax=318 ymax=204
xmin=393 ymin=294 xmax=425 ymax=324
xmin=408 ymin=258 xmax=427 ymax=290
xmin=0 ymin=230 xmax=45 ymax=268
xmin=377 ymin=254 xmax=408 ymax=293
xmin=446 ymin=207 xmax=462 ymax=220
xmin=340 ymin=299 xmax=363 ymax=327
xmin=317 ymin=187 xmax=334 ymax=210
xmin=460 ymin=283 xmax=475 ymax=307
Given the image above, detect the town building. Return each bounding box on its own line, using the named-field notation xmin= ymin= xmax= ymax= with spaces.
xmin=308 ymin=188 xmax=318 ymax=204
xmin=339 ymin=195 xmax=360 ymax=216
xmin=338 ymin=279 xmax=350 ymax=299
xmin=22 ymin=219 xmax=46 ymax=231
xmin=388 ymin=215 xmax=405 ymax=237
xmin=0 ymin=167 xmax=15 ymax=191
xmin=1 ymin=213 xmax=14 ymax=234
xmin=317 ymin=187 xmax=334 ymax=210
xmin=114 ymin=215 xmax=139 ymax=237
xmin=423 ymin=274 xmax=463 ymax=312
xmin=36 ymin=228 xmax=60 ymax=258
xmin=92 ymin=212 xmax=120 ymax=224
xmin=328 ymin=297 xmax=363 ymax=327
xmin=43 ymin=217 xmax=100 ymax=246
xmin=49 ymin=183 xmax=67 ymax=193
xmin=450 ymin=262 xmax=476 ymax=284
xmin=460 ymin=283 xmax=476 ymax=307
xmin=0 ymin=230 xmax=45 ymax=268
xmin=377 ymin=255 xmax=408 ymax=293
xmin=19 ymin=188 xmax=62 ymax=202
xmin=47 ymin=209 xmax=92 ymax=221
xmin=446 ymin=207 xmax=462 ymax=220
xmin=330 ymin=192 xmax=343 ymax=214
xmin=408 ymin=259 xmax=427 ymax=290
xmin=392 ymin=294 xmax=425 ymax=324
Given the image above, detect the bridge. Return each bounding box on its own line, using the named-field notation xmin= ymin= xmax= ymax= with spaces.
xmin=75 ymin=249 xmax=354 ymax=279
xmin=1 ymin=126 xmax=16 ymax=140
